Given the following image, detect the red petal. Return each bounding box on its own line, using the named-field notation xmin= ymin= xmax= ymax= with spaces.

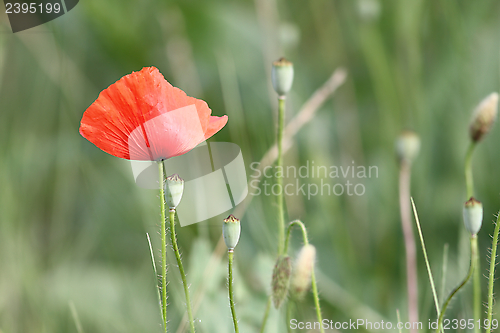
xmin=204 ymin=115 xmax=228 ymax=140
xmin=80 ymin=67 xmax=222 ymax=160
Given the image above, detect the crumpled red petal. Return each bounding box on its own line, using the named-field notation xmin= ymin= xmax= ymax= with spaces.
xmin=79 ymin=67 xmax=228 ymax=160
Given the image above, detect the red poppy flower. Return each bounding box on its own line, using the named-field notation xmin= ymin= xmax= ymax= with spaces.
xmin=79 ymin=67 xmax=228 ymax=161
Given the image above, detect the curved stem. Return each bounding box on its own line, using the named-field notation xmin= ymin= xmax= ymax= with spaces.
xmin=259 ymin=297 xmax=272 ymax=333
xmin=228 ymin=251 xmax=239 ymax=333
xmin=284 ymin=219 xmax=324 ymax=333
xmin=169 ymin=209 xmax=195 ymax=333
xmin=399 ymin=161 xmax=418 ymax=330
xmin=284 ymin=220 xmax=309 ymax=252
xmin=158 ymin=161 xmax=168 ymax=332
xmin=435 ymin=235 xmax=476 ymax=333
xmin=465 ymin=142 xmax=476 ymax=199
xmin=465 ymin=141 xmax=481 ymax=332
xmin=277 ymin=96 xmax=286 ymax=256
xmin=485 ymin=214 xmax=500 ymax=333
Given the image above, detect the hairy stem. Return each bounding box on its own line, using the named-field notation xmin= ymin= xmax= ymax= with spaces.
xmin=285 ymin=220 xmax=324 ymax=333
xmin=435 ymin=236 xmax=476 ymax=333
xmin=169 ymin=209 xmax=195 ymax=333
xmin=465 ymin=141 xmax=481 ymax=332
xmin=277 ymin=96 xmax=286 ymax=256
xmin=399 ymin=161 xmax=418 ymax=330
xmin=465 ymin=142 xmax=476 ymax=199
xmin=228 ymin=251 xmax=239 ymax=333
xmin=485 ymin=214 xmax=500 ymax=333
xmin=158 ymin=161 xmax=168 ymax=332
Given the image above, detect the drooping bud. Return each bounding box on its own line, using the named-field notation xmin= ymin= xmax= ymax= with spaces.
xmin=223 ymin=215 xmax=241 ymax=250
xmin=164 ymin=174 xmax=184 ymax=209
xmin=271 ymin=256 xmax=292 ymax=308
xmin=469 ymin=92 xmax=498 ymax=142
xmin=290 ymin=244 xmax=316 ymax=300
xmin=395 ymin=130 xmax=420 ymax=165
xmin=271 ymin=57 xmax=294 ymax=97
xmin=463 ymin=197 xmax=483 ymax=235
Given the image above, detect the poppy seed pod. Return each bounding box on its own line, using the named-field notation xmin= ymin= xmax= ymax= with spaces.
xmin=271 ymin=256 xmax=292 ymax=308
xmin=223 ymin=215 xmax=241 ymax=250
xmin=469 ymin=92 xmax=499 ymax=142
xmin=291 ymin=244 xmax=316 ymax=300
xmin=395 ymin=130 xmax=420 ymax=165
xmin=164 ymin=174 xmax=184 ymax=209
xmin=271 ymin=57 xmax=294 ymax=97
xmin=463 ymin=197 xmax=483 ymax=235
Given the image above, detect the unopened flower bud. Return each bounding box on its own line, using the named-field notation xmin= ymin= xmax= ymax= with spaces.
xmin=291 ymin=244 xmax=316 ymax=300
xmin=271 ymin=256 xmax=292 ymax=308
xmin=271 ymin=57 xmax=294 ymax=97
xmin=395 ymin=130 xmax=420 ymax=165
xmin=164 ymin=174 xmax=184 ymax=209
xmin=463 ymin=197 xmax=483 ymax=235
xmin=223 ymin=215 xmax=241 ymax=250
xmin=469 ymin=92 xmax=498 ymax=142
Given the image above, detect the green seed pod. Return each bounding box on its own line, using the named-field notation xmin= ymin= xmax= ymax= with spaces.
xmin=290 ymin=244 xmax=316 ymax=300
xmin=470 ymin=92 xmax=498 ymax=142
xmin=463 ymin=197 xmax=483 ymax=235
xmin=164 ymin=174 xmax=184 ymax=209
xmin=395 ymin=130 xmax=420 ymax=165
xmin=223 ymin=215 xmax=241 ymax=250
xmin=271 ymin=256 xmax=292 ymax=308
xmin=271 ymin=57 xmax=294 ymax=97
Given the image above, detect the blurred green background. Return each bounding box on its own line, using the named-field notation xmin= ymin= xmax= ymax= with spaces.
xmin=1 ymin=0 xmax=500 ymax=332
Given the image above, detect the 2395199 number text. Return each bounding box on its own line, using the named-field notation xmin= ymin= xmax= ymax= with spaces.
xmin=5 ymin=2 xmax=61 ymax=14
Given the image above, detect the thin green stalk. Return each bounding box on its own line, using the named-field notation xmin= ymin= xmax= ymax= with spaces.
xmin=465 ymin=141 xmax=481 ymax=332
xmin=465 ymin=142 xmax=476 ymax=199
xmin=485 ymin=214 xmax=500 ymax=333
xmin=284 ymin=220 xmax=308 ymax=254
xmin=473 ymin=238 xmax=481 ymax=333
xmin=310 ymin=269 xmax=324 ymax=333
xmin=411 ymin=199 xmax=440 ymax=316
xmin=286 ymin=301 xmax=293 ymax=333
xmin=440 ymin=243 xmax=449 ymax=304
xmin=285 ymin=220 xmax=324 ymax=333
xmin=228 ymin=250 xmax=239 ymax=333
xmin=169 ymin=208 xmax=195 ymax=333
xmin=158 ymin=161 xmax=168 ymax=332
xmin=259 ymin=297 xmax=272 ymax=333
xmin=277 ymin=96 xmax=286 ymax=256
xmin=435 ymin=236 xmax=476 ymax=333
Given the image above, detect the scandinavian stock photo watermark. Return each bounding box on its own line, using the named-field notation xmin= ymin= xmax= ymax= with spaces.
xmin=250 ymin=160 xmax=378 ymax=199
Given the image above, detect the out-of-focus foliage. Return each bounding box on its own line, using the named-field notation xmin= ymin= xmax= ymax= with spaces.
xmin=1 ymin=0 xmax=500 ymax=332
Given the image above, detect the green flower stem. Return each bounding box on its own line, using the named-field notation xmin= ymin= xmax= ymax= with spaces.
xmin=473 ymin=238 xmax=481 ymax=333
xmin=435 ymin=235 xmax=476 ymax=333
xmin=228 ymin=250 xmax=239 ymax=333
xmin=465 ymin=142 xmax=476 ymax=199
xmin=277 ymin=96 xmax=286 ymax=256
xmin=465 ymin=141 xmax=481 ymax=333
xmin=285 ymin=220 xmax=324 ymax=333
xmin=169 ymin=208 xmax=195 ymax=333
xmin=158 ymin=161 xmax=168 ymax=332
xmin=286 ymin=301 xmax=293 ymax=333
xmin=259 ymin=297 xmax=271 ymax=333
xmin=485 ymin=214 xmax=500 ymax=333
